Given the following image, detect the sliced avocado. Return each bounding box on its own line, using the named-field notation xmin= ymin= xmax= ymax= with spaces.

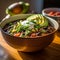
xmin=40 ymin=17 xmax=48 ymax=27
xmin=6 ymin=1 xmax=30 ymax=16
xmin=27 ymin=14 xmax=48 ymax=27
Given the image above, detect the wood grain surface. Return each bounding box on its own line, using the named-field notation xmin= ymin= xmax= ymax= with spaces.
xmin=0 ymin=31 xmax=60 ymax=60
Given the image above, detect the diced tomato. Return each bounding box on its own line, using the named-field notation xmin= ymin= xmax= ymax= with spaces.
xmin=54 ymin=12 xmax=60 ymax=16
xmin=48 ymin=12 xmax=54 ymax=16
xmin=14 ymin=32 xmax=21 ymax=37
xmin=30 ymin=33 xmax=37 ymax=37
xmin=48 ymin=11 xmax=60 ymax=16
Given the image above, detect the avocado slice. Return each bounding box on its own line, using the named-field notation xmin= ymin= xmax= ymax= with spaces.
xmin=26 ymin=14 xmax=48 ymax=27
xmin=6 ymin=1 xmax=30 ymax=16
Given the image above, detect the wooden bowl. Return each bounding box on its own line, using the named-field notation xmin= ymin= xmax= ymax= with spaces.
xmin=0 ymin=14 xmax=59 ymax=52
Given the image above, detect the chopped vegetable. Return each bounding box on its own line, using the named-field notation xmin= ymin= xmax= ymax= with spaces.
xmin=3 ymin=14 xmax=55 ymax=38
xmin=14 ymin=32 xmax=21 ymax=37
xmin=30 ymin=33 xmax=37 ymax=37
xmin=48 ymin=11 xmax=60 ymax=16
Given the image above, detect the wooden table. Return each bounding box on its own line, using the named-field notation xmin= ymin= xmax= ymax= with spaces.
xmin=0 ymin=31 xmax=60 ymax=60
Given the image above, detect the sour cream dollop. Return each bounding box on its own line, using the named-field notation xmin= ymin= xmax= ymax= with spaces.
xmin=21 ymin=20 xmax=35 ymax=29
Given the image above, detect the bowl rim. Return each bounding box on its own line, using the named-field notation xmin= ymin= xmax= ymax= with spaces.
xmin=0 ymin=14 xmax=59 ymax=39
xmin=42 ymin=7 xmax=60 ymax=17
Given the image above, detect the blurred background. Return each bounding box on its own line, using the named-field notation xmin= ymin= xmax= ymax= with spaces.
xmin=0 ymin=0 xmax=60 ymax=20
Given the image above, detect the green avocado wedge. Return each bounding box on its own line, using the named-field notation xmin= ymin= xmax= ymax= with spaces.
xmin=26 ymin=14 xmax=48 ymax=27
xmin=6 ymin=2 xmax=30 ymax=16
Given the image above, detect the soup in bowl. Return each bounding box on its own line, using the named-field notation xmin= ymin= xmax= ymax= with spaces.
xmin=0 ymin=14 xmax=59 ymax=52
